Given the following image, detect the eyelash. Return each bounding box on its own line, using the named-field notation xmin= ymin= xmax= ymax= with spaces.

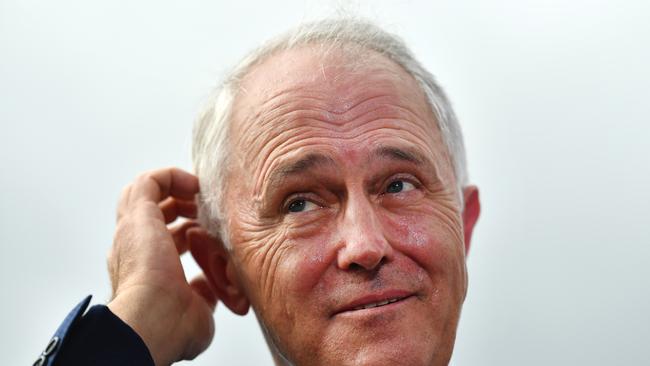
xmin=283 ymin=193 xmax=321 ymax=213
xmin=381 ymin=175 xmax=421 ymax=194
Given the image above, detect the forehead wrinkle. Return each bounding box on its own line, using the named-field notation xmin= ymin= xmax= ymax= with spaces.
xmin=233 ymin=60 xmax=433 ymax=164
xmin=236 ymin=91 xmax=432 ymax=187
xmin=233 ymin=44 xmax=435 ymax=143
xmin=244 ymin=94 xmax=427 ymax=150
xmin=239 ymin=66 xmax=420 ymax=131
xmin=253 ymin=90 xmax=410 ymax=129
xmin=248 ymin=119 xmax=442 ymax=204
xmin=233 ymin=85 xmax=310 ymax=147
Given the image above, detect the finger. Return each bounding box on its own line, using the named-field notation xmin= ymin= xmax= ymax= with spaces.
xmin=190 ymin=275 xmax=218 ymax=312
xmin=129 ymin=167 xmax=199 ymax=206
xmin=188 ymin=227 xmax=215 ymax=277
xmin=160 ymin=197 xmax=198 ymax=224
xmin=170 ymin=220 xmax=200 ymax=254
xmin=116 ymin=185 xmax=132 ymax=221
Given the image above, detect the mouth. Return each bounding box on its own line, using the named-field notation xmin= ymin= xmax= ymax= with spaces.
xmin=352 ymin=297 xmax=404 ymax=310
xmin=333 ymin=290 xmax=415 ymax=316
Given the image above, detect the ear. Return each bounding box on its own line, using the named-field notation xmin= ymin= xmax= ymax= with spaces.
xmin=461 ymin=185 xmax=481 ymax=256
xmin=187 ymin=227 xmax=250 ymax=316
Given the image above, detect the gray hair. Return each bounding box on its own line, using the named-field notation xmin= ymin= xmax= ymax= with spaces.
xmin=192 ymin=18 xmax=468 ymax=243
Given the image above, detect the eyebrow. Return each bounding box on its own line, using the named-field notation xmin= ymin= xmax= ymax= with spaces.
xmin=371 ymin=146 xmax=427 ymax=166
xmin=266 ymin=153 xmax=337 ymax=192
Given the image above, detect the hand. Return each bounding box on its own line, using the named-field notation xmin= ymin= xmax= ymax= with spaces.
xmin=106 ymin=168 xmax=218 ymax=365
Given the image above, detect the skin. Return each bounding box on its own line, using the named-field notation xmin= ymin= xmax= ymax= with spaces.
xmin=106 ymin=46 xmax=480 ymax=366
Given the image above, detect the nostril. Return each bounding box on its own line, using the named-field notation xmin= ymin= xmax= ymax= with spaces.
xmin=378 ymin=256 xmax=388 ymax=267
xmin=348 ymin=262 xmax=364 ymax=271
xmin=348 ymin=255 xmax=389 ymax=272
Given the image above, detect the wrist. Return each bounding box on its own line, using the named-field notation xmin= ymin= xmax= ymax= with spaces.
xmin=108 ymin=286 xmax=188 ymax=366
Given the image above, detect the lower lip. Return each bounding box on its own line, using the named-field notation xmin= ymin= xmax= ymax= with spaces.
xmin=336 ymin=295 xmax=415 ymax=317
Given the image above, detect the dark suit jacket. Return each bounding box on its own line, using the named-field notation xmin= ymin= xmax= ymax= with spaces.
xmin=34 ymin=296 xmax=154 ymax=366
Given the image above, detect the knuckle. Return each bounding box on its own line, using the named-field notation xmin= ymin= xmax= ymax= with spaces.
xmin=132 ymin=171 xmax=156 ymax=190
xmin=119 ymin=184 xmax=132 ymax=198
xmin=134 ymin=174 xmax=150 ymax=188
xmin=136 ymin=168 xmax=162 ymax=183
xmin=138 ymin=171 xmax=154 ymax=181
xmin=117 ymin=185 xmax=132 ymax=205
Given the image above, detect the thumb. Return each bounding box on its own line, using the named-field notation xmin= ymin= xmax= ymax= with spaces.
xmin=177 ymin=276 xmax=218 ymax=361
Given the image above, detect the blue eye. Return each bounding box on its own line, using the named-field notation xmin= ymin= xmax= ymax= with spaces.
xmin=287 ymin=199 xmax=319 ymax=213
xmin=386 ymin=180 xmax=415 ymax=194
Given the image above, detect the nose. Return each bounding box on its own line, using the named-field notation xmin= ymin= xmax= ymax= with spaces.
xmin=336 ymin=193 xmax=394 ymax=271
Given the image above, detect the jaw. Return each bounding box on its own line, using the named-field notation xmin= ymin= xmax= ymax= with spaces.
xmin=256 ymin=299 xmax=460 ymax=366
xmin=255 ymin=310 xmax=296 ymax=366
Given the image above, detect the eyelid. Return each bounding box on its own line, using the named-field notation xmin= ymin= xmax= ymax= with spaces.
xmin=283 ymin=193 xmax=322 ymax=213
xmin=382 ymin=174 xmax=422 ymax=192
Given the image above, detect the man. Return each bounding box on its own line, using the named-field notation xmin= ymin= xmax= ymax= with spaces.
xmin=36 ymin=18 xmax=480 ymax=366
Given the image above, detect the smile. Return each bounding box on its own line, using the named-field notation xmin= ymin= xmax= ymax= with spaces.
xmin=352 ymin=297 xmax=402 ymax=310
xmin=334 ymin=290 xmax=415 ymax=316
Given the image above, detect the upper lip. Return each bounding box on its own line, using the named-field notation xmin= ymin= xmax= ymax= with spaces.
xmin=333 ymin=289 xmax=414 ymax=316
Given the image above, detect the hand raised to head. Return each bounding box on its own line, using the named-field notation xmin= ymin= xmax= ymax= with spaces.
xmin=107 ymin=167 xmax=219 ymax=366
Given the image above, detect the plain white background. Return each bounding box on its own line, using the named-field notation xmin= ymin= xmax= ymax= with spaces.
xmin=2 ymin=1 xmax=649 ymax=365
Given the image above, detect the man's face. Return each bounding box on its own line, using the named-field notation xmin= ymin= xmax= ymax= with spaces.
xmin=223 ymin=47 xmax=471 ymax=366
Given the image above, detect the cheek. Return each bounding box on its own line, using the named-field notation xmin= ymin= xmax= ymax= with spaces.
xmin=382 ymin=207 xmax=467 ymax=295
xmin=235 ymin=214 xmax=337 ymax=317
xmin=385 ymin=212 xmax=453 ymax=263
xmin=282 ymin=221 xmax=338 ymax=297
xmin=231 ymin=210 xmax=293 ymax=309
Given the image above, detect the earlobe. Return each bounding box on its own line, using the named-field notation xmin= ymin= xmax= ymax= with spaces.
xmin=187 ymin=228 xmax=250 ymax=316
xmin=223 ymin=262 xmax=250 ymax=315
xmin=461 ymin=186 xmax=481 ymax=256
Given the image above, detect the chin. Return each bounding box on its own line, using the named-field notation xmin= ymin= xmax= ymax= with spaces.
xmin=264 ymin=322 xmax=456 ymax=366
xmin=312 ymin=323 xmax=456 ymax=366
xmin=321 ymin=338 xmax=452 ymax=366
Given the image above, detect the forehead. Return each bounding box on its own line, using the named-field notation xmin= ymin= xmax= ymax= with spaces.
xmin=227 ymin=46 xmax=453 ymax=189
xmin=232 ymin=46 xmax=439 ymax=144
xmin=242 ymin=47 xmax=425 ymax=111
